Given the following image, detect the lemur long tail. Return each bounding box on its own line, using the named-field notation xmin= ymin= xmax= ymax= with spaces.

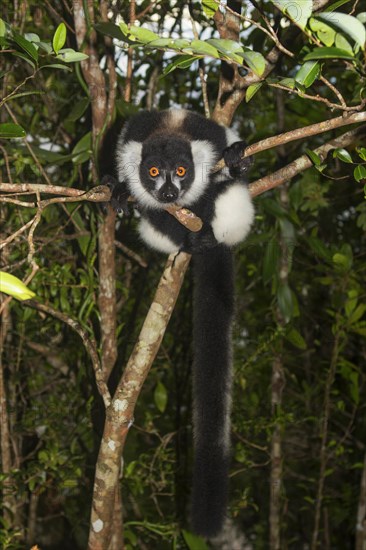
xmin=190 ymin=245 xmax=235 ymax=538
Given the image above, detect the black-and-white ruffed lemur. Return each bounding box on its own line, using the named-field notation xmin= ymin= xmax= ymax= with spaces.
xmin=110 ymin=109 xmax=254 ymax=538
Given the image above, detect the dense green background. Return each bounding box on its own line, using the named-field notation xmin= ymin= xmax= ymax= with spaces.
xmin=0 ymin=0 xmax=366 ymax=548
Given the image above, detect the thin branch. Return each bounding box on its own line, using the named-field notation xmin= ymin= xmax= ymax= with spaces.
xmin=25 ymin=299 xmax=111 ymax=408
xmin=249 ymin=125 xmax=366 ymax=197
xmin=213 ymin=111 xmax=366 ymax=172
xmin=267 ymin=81 xmax=365 ymax=112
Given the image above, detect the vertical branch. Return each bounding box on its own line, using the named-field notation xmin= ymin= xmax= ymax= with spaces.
xmin=212 ymin=1 xmax=246 ymax=125
xmin=72 ymin=0 xmax=117 ymax=379
xmin=124 ymin=0 xmax=136 ymax=103
xmin=0 ymin=301 xmax=17 ymax=524
xmin=356 ymin=452 xmax=366 ymax=550
xmin=269 ymin=89 xmax=286 ymax=550
xmin=88 ymin=252 xmax=191 ymax=550
xmin=311 ymin=323 xmax=341 ymax=549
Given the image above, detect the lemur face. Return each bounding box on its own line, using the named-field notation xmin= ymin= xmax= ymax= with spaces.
xmin=140 ymin=135 xmax=195 ymax=204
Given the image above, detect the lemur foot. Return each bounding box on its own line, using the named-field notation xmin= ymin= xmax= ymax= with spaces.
xmin=223 ymin=141 xmax=253 ymax=179
xmin=101 ymin=175 xmax=130 ymax=215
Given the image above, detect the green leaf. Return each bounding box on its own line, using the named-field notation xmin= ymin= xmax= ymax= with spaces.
xmin=303 ymin=47 xmax=355 ymax=60
xmin=163 ymin=55 xmax=199 ymax=75
xmin=308 ymin=17 xmax=336 ymax=46
xmin=71 ymin=131 xmax=92 ymax=164
xmin=241 ymin=50 xmax=266 ymax=76
xmin=348 ymin=304 xmax=366 ymax=325
xmin=305 ymin=148 xmax=322 ymax=166
xmin=53 ymin=22 xmax=67 ymax=54
xmin=95 ymin=22 xmax=125 ymax=40
xmin=66 ymin=98 xmax=90 ymax=122
xmin=345 ymin=290 xmax=358 ymax=318
xmin=202 ymin=0 xmax=219 ymax=17
xmin=170 ymin=38 xmax=192 ymax=50
xmin=277 ymin=283 xmax=294 ymax=322
xmin=128 ymin=25 xmax=159 ymax=43
xmin=271 ymin=0 xmax=313 ymax=29
xmin=207 ymin=38 xmax=244 ymax=55
xmin=278 ymin=77 xmax=296 ymax=89
xmin=0 ymin=18 xmax=6 ymax=38
xmin=332 ymin=148 xmax=353 ymax=163
xmin=263 ymin=238 xmax=280 ymax=283
xmin=286 ymin=327 xmax=307 ymax=349
xmin=295 ymin=60 xmax=320 ymax=88
xmin=317 ymin=12 xmax=366 ymax=48
xmin=335 ymin=32 xmax=353 ymax=53
xmin=246 ymin=82 xmax=263 ymax=102
xmin=40 ymin=63 xmax=72 ymax=72
xmin=146 ymin=38 xmax=174 ymax=48
xmin=13 ymin=32 xmax=39 ymax=62
xmin=305 ymin=236 xmax=331 ymax=261
xmin=332 ymin=252 xmax=351 ymax=269
xmin=349 ymin=371 xmax=359 ymax=404
xmin=190 ymin=39 xmax=220 ymax=58
xmin=182 ymin=530 xmax=209 ymax=550
xmin=0 ymin=122 xmax=26 ymax=138
xmin=354 ymin=165 xmax=366 ymax=182
xmin=56 ymin=48 xmax=89 ymax=62
xmin=154 ymin=381 xmax=168 ymax=413
xmin=356 ymin=147 xmax=366 ymax=161
xmin=0 ymin=272 xmax=36 ymax=300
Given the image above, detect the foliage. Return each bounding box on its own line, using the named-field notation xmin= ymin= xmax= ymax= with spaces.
xmin=0 ymin=0 xmax=366 ymax=548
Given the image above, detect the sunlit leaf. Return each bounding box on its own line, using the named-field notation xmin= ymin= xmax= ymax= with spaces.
xmin=56 ymin=48 xmax=89 ymax=62
xmin=241 ymin=50 xmax=266 ymax=76
xmin=0 ymin=272 xmax=36 ymax=301
xmin=246 ymin=82 xmax=263 ymax=102
xmin=303 ymin=46 xmax=355 ymax=60
xmin=202 ymin=0 xmax=219 ymax=18
xmin=190 ymin=39 xmax=220 ymax=58
xmin=317 ymin=12 xmax=366 ymax=48
xmin=308 ymin=17 xmax=336 ymax=47
xmin=271 ymin=0 xmax=313 ymax=29
xmin=53 ymin=22 xmax=67 ymax=54
xmin=295 ymin=60 xmax=320 ymax=87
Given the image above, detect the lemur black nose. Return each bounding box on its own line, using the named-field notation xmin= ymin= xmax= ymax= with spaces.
xmin=159 ymin=182 xmax=179 ymax=203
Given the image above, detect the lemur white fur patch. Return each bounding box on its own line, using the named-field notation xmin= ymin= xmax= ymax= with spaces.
xmin=117 ymin=140 xmax=164 ymax=209
xmin=224 ymin=125 xmax=241 ymax=146
xmin=180 ymin=140 xmax=216 ymax=206
xmin=211 ymin=184 xmax=254 ymax=246
xmin=168 ymin=109 xmax=187 ymax=128
xmin=139 ymin=218 xmax=180 ymax=254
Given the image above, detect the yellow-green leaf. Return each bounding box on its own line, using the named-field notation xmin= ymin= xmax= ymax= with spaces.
xmin=154 ymin=381 xmax=168 ymax=413
xmin=0 ymin=272 xmax=36 ymax=301
xmin=53 ymin=22 xmax=67 ymax=54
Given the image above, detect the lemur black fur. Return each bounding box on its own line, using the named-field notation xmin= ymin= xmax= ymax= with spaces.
xmin=111 ymin=109 xmax=254 ymax=538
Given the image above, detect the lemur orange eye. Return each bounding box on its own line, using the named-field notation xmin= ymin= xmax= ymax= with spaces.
xmin=149 ymin=166 xmax=159 ymax=177
xmin=176 ymin=166 xmax=186 ymax=177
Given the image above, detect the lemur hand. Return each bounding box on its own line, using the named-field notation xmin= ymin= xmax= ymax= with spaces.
xmin=102 ymin=175 xmax=130 ymax=215
xmin=223 ymin=141 xmax=253 ymax=179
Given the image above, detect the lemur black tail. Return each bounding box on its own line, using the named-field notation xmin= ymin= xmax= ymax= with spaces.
xmin=190 ymin=245 xmax=235 ymax=538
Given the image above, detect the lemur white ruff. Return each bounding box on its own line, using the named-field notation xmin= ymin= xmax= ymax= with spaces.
xmin=112 ymin=109 xmax=254 ymax=538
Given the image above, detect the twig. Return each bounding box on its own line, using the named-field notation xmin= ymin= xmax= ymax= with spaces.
xmin=249 ymin=125 xmax=366 ymax=197
xmin=114 ymin=240 xmax=148 ymax=268
xmin=25 ymin=299 xmax=111 ymax=408
xmin=213 ymin=111 xmax=366 ymax=172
